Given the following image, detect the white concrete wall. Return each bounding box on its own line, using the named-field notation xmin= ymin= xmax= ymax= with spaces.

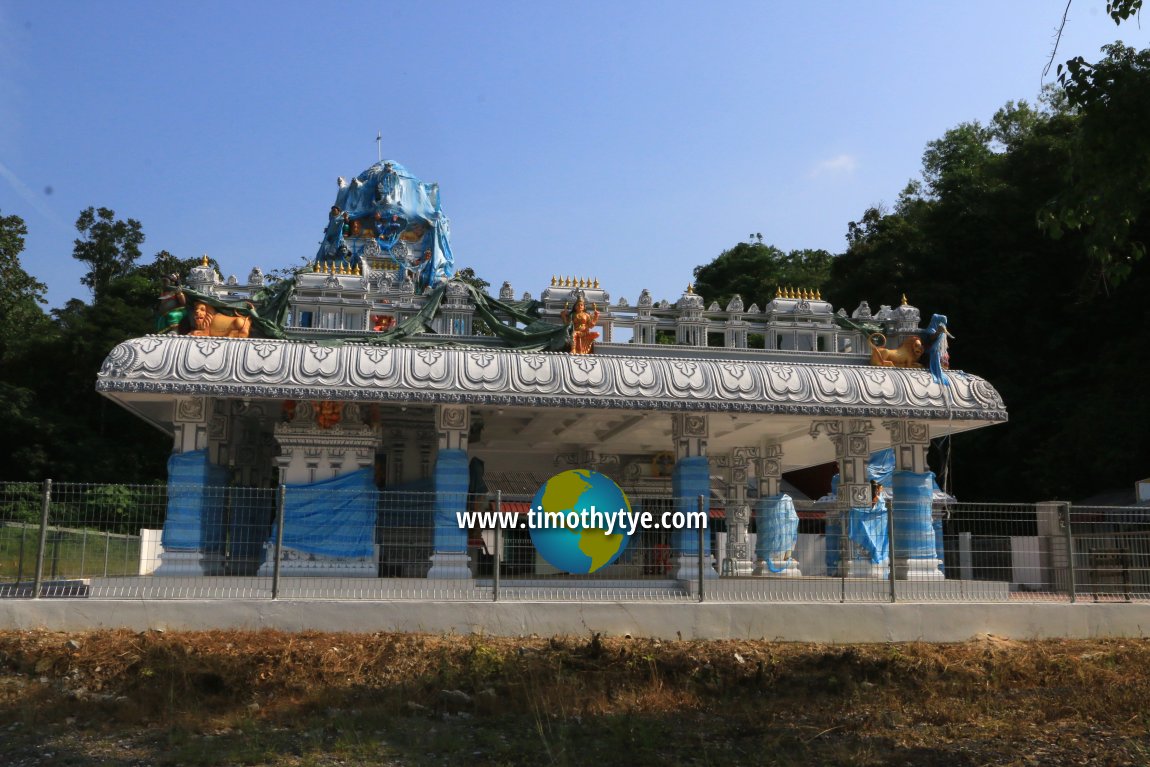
xmin=3 ymin=600 xmax=1149 ymax=642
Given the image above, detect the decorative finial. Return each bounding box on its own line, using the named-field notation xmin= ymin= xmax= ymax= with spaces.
xmin=593 ymin=277 xmax=600 ymax=289
xmin=816 ymin=288 xmax=822 ymax=300
xmin=901 ymin=293 xmax=908 ymax=306
xmin=201 ymin=254 xmax=209 ymax=267
xmin=551 ymin=276 xmax=557 ymax=286
xmin=687 ymin=283 xmax=694 ymax=294
xmin=775 ymin=286 xmax=782 ymax=299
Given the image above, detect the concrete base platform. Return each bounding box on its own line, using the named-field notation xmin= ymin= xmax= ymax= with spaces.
xmin=2 ymin=598 xmax=1149 ymax=642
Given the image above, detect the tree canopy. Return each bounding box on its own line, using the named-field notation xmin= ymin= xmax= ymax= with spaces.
xmin=73 ymin=206 xmax=145 ymax=301
xmin=691 ymin=242 xmax=833 ymax=310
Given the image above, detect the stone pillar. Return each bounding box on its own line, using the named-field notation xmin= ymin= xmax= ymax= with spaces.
xmin=157 ymin=396 xmax=230 ymax=576
xmin=261 ymin=402 xmax=379 ymax=577
xmin=752 ymin=444 xmax=801 ymax=576
xmin=717 ymin=447 xmax=756 ymax=576
xmin=671 ymin=414 xmax=717 ymax=581
xmin=884 ymin=419 xmax=944 ymax=580
xmin=427 ymin=404 xmax=472 ymax=579
xmin=812 ymin=419 xmax=882 ymax=578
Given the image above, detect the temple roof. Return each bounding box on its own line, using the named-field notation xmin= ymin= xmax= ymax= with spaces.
xmin=98 ymin=335 xmax=1006 ymax=423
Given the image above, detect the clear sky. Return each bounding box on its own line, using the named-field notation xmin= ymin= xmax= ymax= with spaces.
xmin=1 ymin=1 xmax=1145 ymax=310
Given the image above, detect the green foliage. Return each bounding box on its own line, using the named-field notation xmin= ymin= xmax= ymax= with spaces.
xmin=73 ymin=206 xmax=145 ymax=300
xmin=0 ymin=211 xmax=50 ymax=363
xmin=692 ymin=242 xmax=832 ymax=310
xmin=826 ymin=50 xmax=1150 ymax=500
xmin=1050 ymin=44 xmax=1150 ymax=286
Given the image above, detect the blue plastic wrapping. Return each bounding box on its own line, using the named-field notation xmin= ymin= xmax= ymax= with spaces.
xmin=274 ymin=469 xmax=376 ymax=558
xmin=892 ymin=470 xmax=937 ymax=559
xmin=433 ymin=448 xmax=469 ymax=554
xmin=162 ymin=450 xmax=230 ymax=552
xmin=672 ymin=456 xmax=711 ymax=557
xmin=848 ymin=496 xmax=889 ymax=565
xmin=319 ymin=160 xmax=454 ymax=287
xmin=755 ymin=493 xmax=799 ymax=566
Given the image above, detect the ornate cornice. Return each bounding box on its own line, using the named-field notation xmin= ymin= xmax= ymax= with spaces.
xmin=97 ymin=336 xmax=1007 ymax=421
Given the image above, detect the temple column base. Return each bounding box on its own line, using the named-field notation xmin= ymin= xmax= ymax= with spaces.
xmin=674 ymin=554 xmax=719 ymax=582
xmin=848 ymin=559 xmax=888 ymax=579
xmin=722 ymin=557 xmax=755 ymax=576
xmin=154 ymin=550 xmax=207 ymax=577
xmin=752 ymin=558 xmax=802 ymax=577
xmin=895 ymin=558 xmax=945 ymax=581
xmin=256 ymin=546 xmax=377 ymax=578
xmin=427 ymin=551 xmax=473 ymax=580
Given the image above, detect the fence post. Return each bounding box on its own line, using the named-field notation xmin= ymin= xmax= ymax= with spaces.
xmin=17 ymin=523 xmax=27 ymax=583
xmin=888 ymin=493 xmax=897 ymax=602
xmin=79 ymin=529 xmax=88 ymax=578
xmin=1060 ymin=502 xmax=1077 ymax=603
xmin=492 ymin=490 xmax=501 ymax=602
xmin=839 ymin=507 xmax=847 ymax=604
xmin=697 ymin=494 xmax=705 ymax=603
xmin=272 ymin=484 xmax=286 ymax=599
xmin=32 ymin=479 xmax=51 ymax=599
xmin=103 ymin=531 xmax=111 ymax=577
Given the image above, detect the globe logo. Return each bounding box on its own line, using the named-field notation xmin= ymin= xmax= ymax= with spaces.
xmin=529 ymin=470 xmax=635 ymax=574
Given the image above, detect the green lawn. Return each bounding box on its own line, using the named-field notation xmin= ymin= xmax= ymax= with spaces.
xmin=0 ymin=523 xmax=142 ymax=582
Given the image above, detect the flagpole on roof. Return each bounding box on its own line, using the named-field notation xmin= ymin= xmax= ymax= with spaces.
xmin=376 ymin=131 xmax=382 ymax=163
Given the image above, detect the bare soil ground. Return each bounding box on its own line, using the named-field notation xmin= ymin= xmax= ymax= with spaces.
xmin=1 ymin=629 xmax=1148 ymax=766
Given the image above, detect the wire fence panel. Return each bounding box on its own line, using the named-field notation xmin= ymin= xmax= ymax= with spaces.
xmin=2 ymin=480 xmax=1148 ymax=603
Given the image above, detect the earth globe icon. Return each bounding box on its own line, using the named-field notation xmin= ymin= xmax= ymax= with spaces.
xmin=528 ymin=470 xmax=635 ymax=574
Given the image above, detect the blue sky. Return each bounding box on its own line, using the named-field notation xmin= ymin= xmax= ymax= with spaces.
xmin=1 ymin=1 xmax=1145 ymax=310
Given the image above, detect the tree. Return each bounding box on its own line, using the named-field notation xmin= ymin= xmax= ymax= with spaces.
xmin=692 ymin=242 xmax=833 ymax=310
xmin=0 ymin=210 xmax=50 ymax=360
xmin=73 ymin=207 xmax=144 ymax=300
xmin=1046 ymin=44 xmax=1150 ymax=287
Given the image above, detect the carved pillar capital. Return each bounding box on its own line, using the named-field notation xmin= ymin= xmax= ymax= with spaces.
xmin=883 ymin=418 xmax=930 ymax=473
xmin=437 ymin=404 xmax=470 ymax=451
xmin=672 ymin=413 xmax=708 ymax=459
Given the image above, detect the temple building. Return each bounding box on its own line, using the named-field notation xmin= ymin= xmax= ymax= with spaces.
xmin=97 ymin=160 xmax=1007 ymax=583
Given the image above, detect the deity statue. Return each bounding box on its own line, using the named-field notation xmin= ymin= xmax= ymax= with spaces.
xmin=314 ymin=400 xmax=342 ymax=429
xmin=155 ymin=273 xmax=186 ymax=333
xmin=375 ymin=162 xmax=402 ymax=206
xmin=561 ymin=293 xmax=600 ymax=354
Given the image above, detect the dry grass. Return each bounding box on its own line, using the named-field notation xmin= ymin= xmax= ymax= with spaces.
xmin=1 ymin=629 xmax=1149 ymax=765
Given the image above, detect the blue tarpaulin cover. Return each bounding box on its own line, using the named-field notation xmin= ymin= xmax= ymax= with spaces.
xmin=755 ymin=493 xmax=799 ymax=566
xmin=162 ymin=450 xmax=230 ymax=551
xmin=848 ymin=496 xmax=889 ymax=565
xmin=273 ymin=469 xmax=376 ymax=558
xmin=673 ymin=456 xmax=711 ymax=556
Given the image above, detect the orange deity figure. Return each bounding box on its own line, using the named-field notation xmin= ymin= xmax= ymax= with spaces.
xmin=561 ymin=294 xmax=600 ymax=355
xmin=314 ymin=401 xmax=342 ymax=429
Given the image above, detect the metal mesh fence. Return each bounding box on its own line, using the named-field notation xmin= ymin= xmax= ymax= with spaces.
xmin=3 ymin=481 xmax=1148 ymax=603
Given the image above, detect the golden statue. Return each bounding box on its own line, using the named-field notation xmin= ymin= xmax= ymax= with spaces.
xmin=867 ymin=332 xmax=924 ymax=368
xmin=561 ymin=294 xmax=600 ymax=355
xmin=187 ymin=301 xmax=253 ymax=338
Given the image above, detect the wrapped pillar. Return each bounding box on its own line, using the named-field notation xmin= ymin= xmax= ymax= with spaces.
xmin=752 ymin=444 xmax=801 ymax=576
xmin=427 ymin=405 xmax=472 ymax=579
xmin=812 ymin=419 xmax=883 ymax=578
xmin=156 ymin=397 xmax=230 ymax=576
xmin=671 ymin=414 xmax=717 ymax=581
xmin=884 ymin=419 xmax=944 ymax=580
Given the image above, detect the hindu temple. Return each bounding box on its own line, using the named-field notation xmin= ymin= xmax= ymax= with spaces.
xmin=97 ymin=160 xmax=1008 ymax=584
